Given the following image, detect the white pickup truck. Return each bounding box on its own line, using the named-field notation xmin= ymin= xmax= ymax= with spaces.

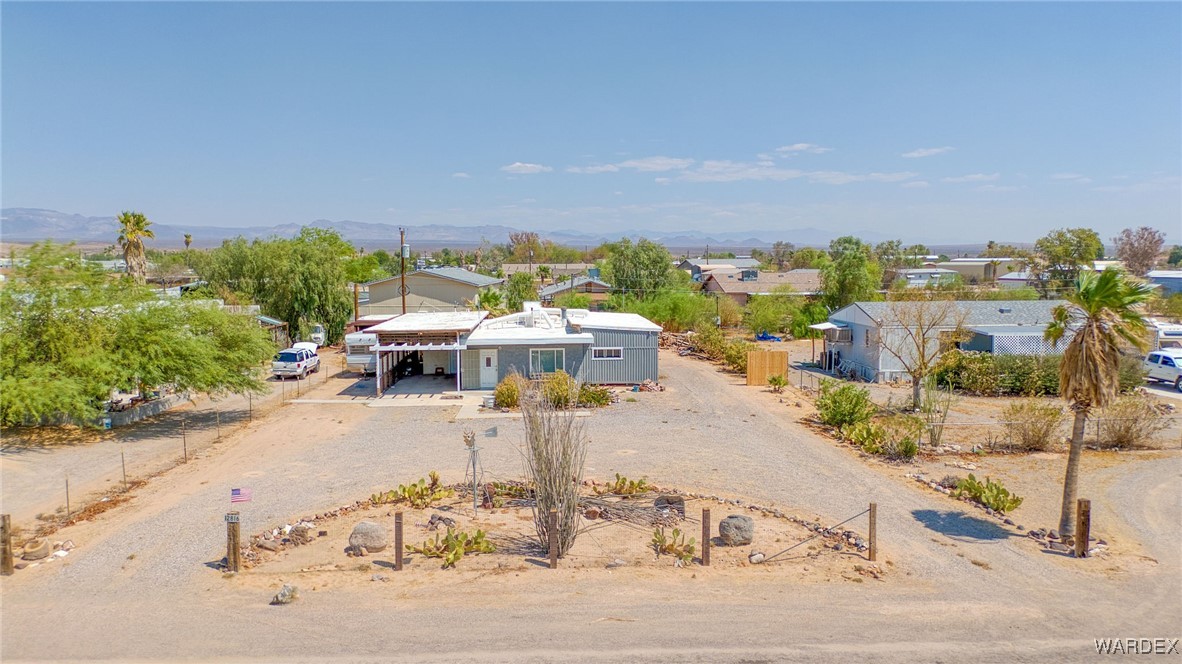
xmin=272 ymin=342 xmax=321 ymax=380
xmin=1143 ymin=349 xmax=1182 ymax=392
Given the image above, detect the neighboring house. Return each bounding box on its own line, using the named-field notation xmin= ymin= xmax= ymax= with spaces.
xmin=997 ymin=270 xmax=1038 ymax=290
xmin=363 ymin=267 xmax=503 ymax=315
xmin=936 ymin=258 xmax=1022 ymax=283
xmin=678 ymin=257 xmax=761 ymax=280
xmin=701 ymin=269 xmax=821 ymax=306
xmin=1148 ymin=270 xmax=1182 ymax=296
xmin=539 ymin=276 xmax=613 ymax=307
xmin=820 ymin=300 xmax=1067 ymax=382
xmin=887 ymin=268 xmax=960 ymax=288
xmin=502 ymin=263 xmax=593 ymax=279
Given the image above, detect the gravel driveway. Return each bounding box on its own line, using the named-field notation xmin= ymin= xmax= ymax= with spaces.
xmin=1 ymin=351 xmax=1178 ymax=662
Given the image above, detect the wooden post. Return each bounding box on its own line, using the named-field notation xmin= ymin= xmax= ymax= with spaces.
xmin=225 ymin=511 xmax=241 ymax=572
xmin=121 ymin=450 xmax=128 ymax=490
xmin=248 ymin=392 xmax=252 ymax=422
xmin=868 ymin=502 xmax=878 ymax=562
xmin=394 ymin=512 xmax=404 ymax=571
xmin=1074 ymin=498 xmax=1091 ymax=558
xmin=1 ymin=514 xmax=14 ymax=576
xmin=548 ymin=509 xmax=558 ymax=569
xmin=701 ymin=508 xmax=711 ymax=566
xmin=281 ymin=377 xmax=286 ymax=401
xmin=65 ymin=474 xmax=70 ymax=517
xmin=215 ymin=406 xmax=222 ymax=439
xmin=182 ymin=418 xmax=188 ymax=461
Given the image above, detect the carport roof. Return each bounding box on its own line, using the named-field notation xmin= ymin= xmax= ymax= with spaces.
xmin=364 ymin=311 xmax=488 ymax=334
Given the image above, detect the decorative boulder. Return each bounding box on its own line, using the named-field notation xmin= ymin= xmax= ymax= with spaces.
xmin=348 ymin=521 xmax=388 ymax=553
xmin=718 ymin=515 xmax=754 ymax=546
xmin=21 ymin=538 xmax=50 ymax=561
xmin=271 ymin=584 xmax=299 ymax=605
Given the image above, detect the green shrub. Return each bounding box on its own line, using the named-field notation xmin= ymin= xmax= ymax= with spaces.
xmin=1117 ymin=354 xmax=1147 ymax=393
xmin=879 ymin=414 xmax=924 ymax=461
xmin=816 ymin=379 xmax=876 ymax=428
xmin=494 ymin=373 xmax=528 ymax=408
xmin=999 ymin=400 xmax=1064 ymax=451
xmin=408 ymin=528 xmax=496 ymax=569
xmin=690 ymin=324 xmax=727 ymax=360
xmin=541 ymin=370 xmax=578 ymax=408
xmin=577 ymin=383 xmax=613 ymax=408
xmin=767 ymin=373 xmax=788 ymax=393
xmin=934 ymin=350 xmax=1143 ymax=398
xmin=651 ymin=526 xmax=696 ymax=565
xmin=954 ymin=474 xmax=1023 ymax=513
xmin=723 ymin=339 xmax=753 ymax=374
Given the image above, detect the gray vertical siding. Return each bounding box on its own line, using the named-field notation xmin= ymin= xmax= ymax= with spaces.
xmin=581 ymin=328 xmax=660 ymax=384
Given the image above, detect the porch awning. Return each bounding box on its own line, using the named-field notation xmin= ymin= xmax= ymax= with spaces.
xmin=372 ymin=342 xmax=467 ymax=352
xmin=808 ymin=322 xmax=845 ymax=331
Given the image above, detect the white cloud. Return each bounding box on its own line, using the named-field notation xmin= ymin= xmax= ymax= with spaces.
xmin=901 ymin=146 xmax=955 ymax=158
xmin=902 ymin=181 xmax=930 ymax=188
xmin=976 ymin=184 xmax=1023 ymax=192
xmin=672 ymin=160 xmax=916 ymax=185
xmin=654 ymin=177 xmax=672 ymax=185
xmin=1092 ymin=176 xmax=1180 ymax=193
xmin=451 ymin=172 xmax=471 ymax=179
xmin=616 ymin=156 xmax=695 ymax=172
xmin=1051 ymin=173 xmax=1093 ymax=184
xmin=775 ymin=143 xmax=833 ymax=155
xmin=566 ymin=164 xmax=620 ymax=174
xmin=942 ymin=173 xmax=1001 ymax=183
xmin=500 ymin=162 xmax=552 ymax=174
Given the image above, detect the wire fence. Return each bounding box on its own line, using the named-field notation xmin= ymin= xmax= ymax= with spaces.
xmin=10 ymin=355 xmax=354 ymax=530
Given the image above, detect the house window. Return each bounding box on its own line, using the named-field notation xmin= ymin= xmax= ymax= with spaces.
xmin=529 ymin=349 xmax=565 ymax=374
xmin=592 ymin=347 xmax=623 ymax=360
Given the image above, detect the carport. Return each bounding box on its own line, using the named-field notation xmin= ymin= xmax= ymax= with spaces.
xmin=363 ymin=311 xmax=488 ymax=396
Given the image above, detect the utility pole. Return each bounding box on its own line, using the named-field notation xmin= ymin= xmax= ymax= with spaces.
xmin=353 ymin=283 xmax=360 ymax=322
xmin=399 ymin=228 xmax=408 ymax=315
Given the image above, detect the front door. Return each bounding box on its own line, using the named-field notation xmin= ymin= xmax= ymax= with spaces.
xmin=479 ymin=350 xmax=498 ymax=388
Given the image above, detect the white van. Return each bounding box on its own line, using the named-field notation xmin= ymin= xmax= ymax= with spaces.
xmin=344 ymin=332 xmax=378 ymax=375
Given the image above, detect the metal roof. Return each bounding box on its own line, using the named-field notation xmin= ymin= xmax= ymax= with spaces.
xmin=967 ymin=325 xmax=1051 ymax=336
xmin=680 ymin=258 xmax=761 ymax=269
xmin=838 ymin=300 xmax=1066 ymax=327
xmin=539 ymin=276 xmax=612 ymax=297
xmin=567 ymin=310 xmax=662 ymax=332
xmin=365 ymin=267 xmax=502 ymax=288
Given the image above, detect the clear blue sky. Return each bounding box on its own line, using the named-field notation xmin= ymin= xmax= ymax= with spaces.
xmin=3 ymin=2 xmax=1179 ymax=243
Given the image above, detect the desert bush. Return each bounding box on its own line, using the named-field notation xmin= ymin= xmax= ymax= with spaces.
xmin=577 ymin=383 xmax=613 ymax=408
xmin=998 ymin=400 xmax=1065 ymax=451
xmin=767 ymin=373 xmax=788 ymax=393
xmin=371 ymin=471 xmax=454 ymax=508
xmin=1117 ymin=354 xmax=1148 ymax=393
xmin=690 ymin=324 xmax=727 ymax=360
xmin=407 ymin=528 xmax=495 ymax=569
xmin=541 ymin=370 xmax=578 ymax=408
xmin=939 ymin=474 xmax=961 ymax=489
xmin=954 ymin=474 xmax=1023 ymax=513
xmin=879 ymin=414 xmax=924 ymax=461
xmin=594 ymin=473 xmax=650 ymax=496
xmin=651 ymin=526 xmax=696 ymax=565
xmin=723 ymin=339 xmax=754 ymax=374
xmin=1096 ymin=395 xmax=1171 ymax=449
xmin=494 ymin=373 xmax=528 ymax=408
xmin=816 ymin=379 xmax=876 ymax=428
xmin=521 ymin=382 xmax=588 ymax=558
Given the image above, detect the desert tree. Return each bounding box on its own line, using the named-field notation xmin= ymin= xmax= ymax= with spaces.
xmin=519 ymin=380 xmax=588 ymax=558
xmin=1112 ymin=226 xmax=1166 ymax=276
xmin=1044 ymin=268 xmax=1153 ymax=537
xmin=184 ymin=233 xmax=193 ymax=250
xmin=116 ymin=210 xmax=155 ymax=284
xmin=877 ymin=294 xmax=967 ymax=409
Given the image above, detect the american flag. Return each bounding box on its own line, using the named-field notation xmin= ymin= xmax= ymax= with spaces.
xmin=230 ymin=488 xmax=252 ymax=503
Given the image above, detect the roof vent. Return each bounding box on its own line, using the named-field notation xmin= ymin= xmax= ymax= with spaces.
xmin=999 ymin=307 xmax=1013 ymax=314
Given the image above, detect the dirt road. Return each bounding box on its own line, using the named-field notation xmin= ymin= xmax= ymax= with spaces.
xmin=1 ymin=352 xmax=1178 ymax=662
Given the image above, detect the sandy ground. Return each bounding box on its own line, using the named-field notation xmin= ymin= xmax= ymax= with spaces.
xmin=0 ymin=351 xmax=1179 ymax=662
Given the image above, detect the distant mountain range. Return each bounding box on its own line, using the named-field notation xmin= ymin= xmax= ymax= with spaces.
xmin=0 ymin=207 xmax=916 ymax=251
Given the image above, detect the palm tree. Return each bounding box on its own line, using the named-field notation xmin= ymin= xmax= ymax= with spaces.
xmin=1044 ymin=268 xmax=1153 ymax=538
xmin=116 ymin=211 xmax=155 ymax=284
xmin=184 ymin=233 xmax=192 ymax=250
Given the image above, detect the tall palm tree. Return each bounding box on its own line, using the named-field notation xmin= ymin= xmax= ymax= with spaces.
xmin=184 ymin=233 xmax=192 ymax=250
xmin=116 ymin=211 xmax=155 ymax=284
xmin=1044 ymin=268 xmax=1153 ymax=538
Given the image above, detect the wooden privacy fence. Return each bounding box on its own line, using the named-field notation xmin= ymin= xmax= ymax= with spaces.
xmin=747 ymin=350 xmax=790 ymax=386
